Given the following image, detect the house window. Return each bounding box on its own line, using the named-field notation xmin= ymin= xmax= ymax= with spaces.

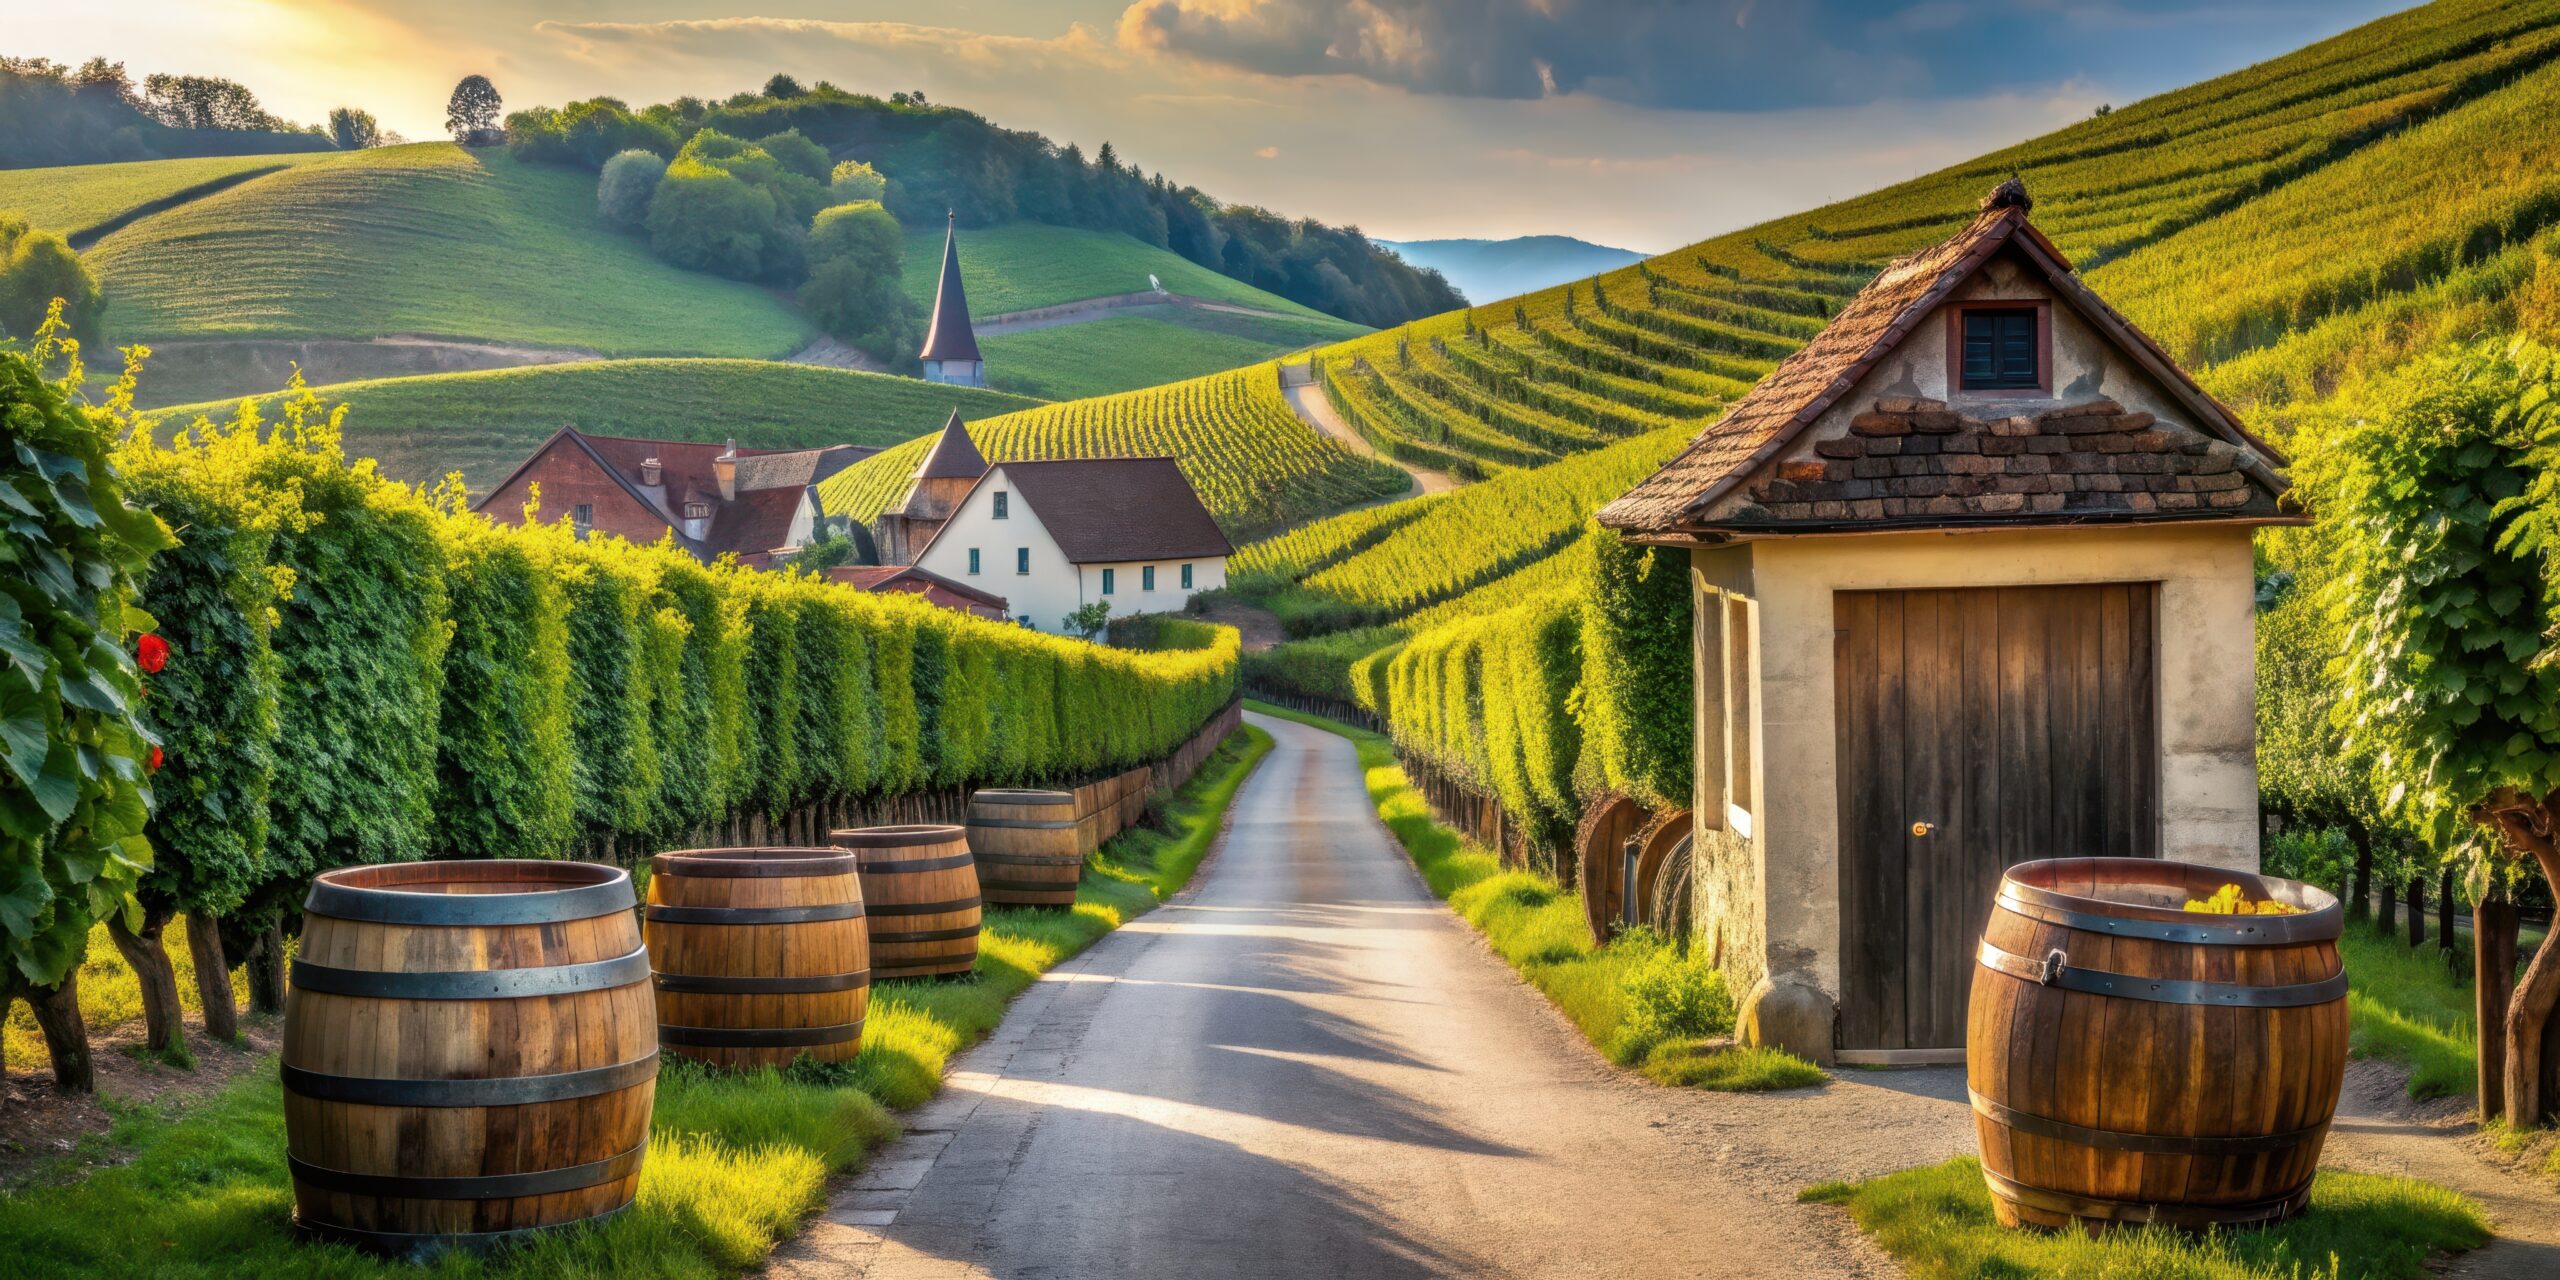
xmin=1959 ymin=307 xmax=2040 ymax=390
xmin=1102 ymin=568 xmax=1116 ymax=595
xmin=993 ymin=491 xmax=1009 ymax=519
xmin=1142 ymin=565 xmax=1156 ymax=591
xmin=683 ymin=500 xmax=711 ymax=520
xmin=1016 ymin=547 xmax=1030 ymax=575
xmin=968 ymin=548 xmax=981 ymax=575
xmin=1180 ymin=563 xmax=1193 ymax=590
xmin=571 ymin=503 xmax=593 ymax=529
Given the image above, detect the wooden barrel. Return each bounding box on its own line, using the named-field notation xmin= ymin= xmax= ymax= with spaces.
xmin=1968 ymin=857 xmax=2347 ymax=1232
xmin=1072 ymin=779 xmax=1108 ymax=851
xmin=830 ymin=825 xmax=981 ymax=979
xmin=1632 ymin=810 xmax=1693 ymax=926
xmin=1575 ymin=793 xmax=1647 ymax=942
xmin=1119 ymin=767 xmax=1150 ymax=831
xmin=283 ymin=860 xmax=654 ymax=1257
xmin=967 ymin=790 xmax=1083 ymax=908
xmin=645 ymin=847 xmax=870 ymax=1068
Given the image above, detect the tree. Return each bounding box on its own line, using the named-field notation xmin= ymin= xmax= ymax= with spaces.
xmin=829 ymin=159 xmax=886 ymax=204
xmin=800 ymin=200 xmax=914 ymax=360
xmin=326 ymin=107 xmax=378 ymax=150
xmin=1062 ymin=601 xmax=1111 ymax=641
xmin=597 ymin=149 xmax=668 ymax=229
xmin=646 ymin=156 xmax=781 ymax=280
xmin=446 ymin=75 xmax=502 ymax=143
xmin=140 ymin=74 xmax=292 ymax=132
xmin=0 ymin=315 xmax=174 ymax=1091
xmin=2321 ymin=341 xmax=2560 ymax=1125
xmin=764 ymin=74 xmax=806 ymax=99
xmin=0 ymin=216 xmax=103 ymax=348
xmin=757 ymin=129 xmax=832 ymax=184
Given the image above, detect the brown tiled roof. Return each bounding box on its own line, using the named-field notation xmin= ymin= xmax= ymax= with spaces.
xmin=732 ymin=444 xmax=877 ymax=493
xmin=1598 ymin=187 xmax=2284 ymax=536
xmin=912 ymin=411 xmax=989 ymax=480
xmin=918 ymin=216 xmax=981 ymax=364
xmin=473 ymin=428 xmax=872 ymax=564
xmin=971 ymin=457 xmax=1232 ymax=563
xmin=824 ymin=564 xmax=1010 ymax=612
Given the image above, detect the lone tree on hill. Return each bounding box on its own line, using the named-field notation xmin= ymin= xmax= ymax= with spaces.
xmin=446 ymin=75 xmax=501 ymax=143
xmin=764 ymin=73 xmax=805 ymax=99
xmin=327 ymin=106 xmax=378 ymax=150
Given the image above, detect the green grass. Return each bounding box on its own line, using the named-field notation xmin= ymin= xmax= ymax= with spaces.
xmin=0 ymin=153 xmax=332 ymax=245
xmin=84 ymin=143 xmax=813 ymax=357
xmin=0 ymin=725 xmax=1271 ymax=1278
xmin=146 ymin=358 xmax=1043 ymax=493
xmin=818 ymin=363 xmax=1410 ymax=543
xmin=2 ymin=919 xmax=247 ymax=1072
xmin=1801 ymin=1156 xmax=2487 ymax=1280
xmin=1247 ymin=699 xmax=1822 ymax=1090
xmin=979 ymin=308 xmax=1361 ymax=402
xmin=898 ymin=222 xmax=1341 ymax=321
xmin=2337 ymin=917 xmax=2487 ymax=1101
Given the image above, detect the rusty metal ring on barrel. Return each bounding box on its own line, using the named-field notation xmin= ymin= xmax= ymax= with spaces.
xmin=289 ymin=1144 xmax=646 ymax=1200
xmin=974 ymin=852 xmax=1085 ymax=865
xmin=281 ymin=1052 xmax=660 ymax=1107
xmin=1968 ymin=1089 xmax=2327 ymax=1156
xmin=1976 ymin=941 xmax=2346 ymax=1008
xmin=643 ymin=902 xmax=867 ymax=925
xmin=291 ymin=948 xmax=652 ymax=1000
xmin=304 ymin=861 xmax=634 ymax=926
xmin=869 ymin=925 xmax=983 ymax=944
xmin=652 ymin=969 xmax=871 ymax=995
xmin=652 ymin=848 xmax=859 ymax=878
xmin=659 ymin=1020 xmax=864 ymax=1048
xmin=864 ymin=895 xmax=982 ymax=916
xmin=849 ymin=851 xmax=978 ymax=874
xmin=1995 ymin=886 xmax=2340 ymax=945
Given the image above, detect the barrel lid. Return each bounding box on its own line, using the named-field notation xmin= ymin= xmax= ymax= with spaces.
xmin=654 ymin=847 xmax=858 ymax=879
xmin=972 ymin=789 xmax=1074 ymax=805
xmin=829 ymin=824 xmax=964 ymax=850
xmin=305 ymin=860 xmax=635 ymax=926
xmin=1998 ymin=857 xmax=2341 ymax=944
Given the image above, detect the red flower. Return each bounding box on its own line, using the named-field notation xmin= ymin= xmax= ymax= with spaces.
xmin=147 ymin=745 xmax=164 ymax=772
xmin=136 ymin=633 xmax=169 ymax=674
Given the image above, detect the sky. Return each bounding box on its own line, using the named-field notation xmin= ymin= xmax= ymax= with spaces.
xmin=6 ymin=0 xmax=2411 ymax=252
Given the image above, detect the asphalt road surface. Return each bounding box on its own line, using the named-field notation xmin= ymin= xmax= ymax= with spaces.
xmin=770 ymin=712 xmax=1939 ymax=1279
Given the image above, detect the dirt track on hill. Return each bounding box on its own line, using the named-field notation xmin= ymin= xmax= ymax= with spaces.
xmin=1280 ymin=371 xmax=1459 ymax=497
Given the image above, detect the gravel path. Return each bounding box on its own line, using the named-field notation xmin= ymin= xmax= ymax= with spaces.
xmin=767 ymin=712 xmax=2560 ymax=1278
xmin=1279 ymin=368 xmax=1460 ymax=497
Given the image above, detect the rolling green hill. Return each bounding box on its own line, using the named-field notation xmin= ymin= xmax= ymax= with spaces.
xmin=0 ymin=152 xmax=332 ymax=246
xmin=979 ymin=308 xmax=1361 ymax=401
xmin=1235 ymin=0 xmax=2560 ymax=700
xmin=148 ymin=358 xmax=1039 ymax=493
xmin=899 ymin=222 xmax=1348 ymax=321
xmin=82 ymin=142 xmax=815 ymax=357
xmin=817 ymin=363 xmax=1408 ymax=543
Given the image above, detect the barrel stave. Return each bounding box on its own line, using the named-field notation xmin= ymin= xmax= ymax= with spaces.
xmin=832 ymin=826 xmax=982 ymax=979
xmin=646 ymin=850 xmax=870 ymax=1069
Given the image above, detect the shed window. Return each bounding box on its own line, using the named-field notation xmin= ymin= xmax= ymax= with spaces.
xmin=1180 ymin=563 xmax=1193 ymax=590
xmin=571 ymin=503 xmax=593 ymax=529
xmin=1101 ymin=568 xmax=1116 ymax=595
xmin=1016 ymin=547 xmax=1030 ymax=574
xmin=1960 ymin=308 xmax=2039 ymax=390
xmin=968 ymin=548 xmax=981 ymax=575
xmin=1142 ymin=565 xmax=1156 ymax=591
xmin=993 ymin=491 xmax=1009 ymax=519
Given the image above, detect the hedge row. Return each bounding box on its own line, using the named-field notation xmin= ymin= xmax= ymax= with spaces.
xmin=114 ymin=375 xmax=1238 ymax=954
xmin=1347 ymin=527 xmax=1693 ymax=849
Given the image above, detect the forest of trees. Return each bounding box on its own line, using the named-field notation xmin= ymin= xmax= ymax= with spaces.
xmin=0 ymin=57 xmax=342 ymax=168
xmin=506 ymin=80 xmax=1464 ymax=329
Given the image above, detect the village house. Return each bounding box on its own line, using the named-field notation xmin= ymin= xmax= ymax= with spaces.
xmin=1598 ymin=179 xmax=2295 ymax=1066
xmin=919 ymin=213 xmax=986 ymax=388
xmin=872 ymin=414 xmax=1230 ymax=632
xmin=820 ymin=564 xmax=1010 ymax=621
xmin=475 ymin=426 xmax=876 ymax=569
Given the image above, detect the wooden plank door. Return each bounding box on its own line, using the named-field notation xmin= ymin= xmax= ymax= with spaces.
xmin=1834 ymin=584 xmax=2158 ymax=1052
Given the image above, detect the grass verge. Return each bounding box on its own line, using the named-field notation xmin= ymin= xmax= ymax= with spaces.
xmin=1800 ymin=1155 xmax=2487 ymax=1280
xmin=0 ymin=725 xmax=1272 ymax=1278
xmin=2337 ymin=917 xmax=2484 ymax=1102
xmin=1245 ymin=699 xmax=1820 ymax=1091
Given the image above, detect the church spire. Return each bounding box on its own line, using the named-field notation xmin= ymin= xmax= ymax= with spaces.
xmin=918 ymin=211 xmax=983 ymax=385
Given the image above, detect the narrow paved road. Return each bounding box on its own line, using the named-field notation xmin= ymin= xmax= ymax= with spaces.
xmin=771 ymin=714 xmax=1940 ymax=1279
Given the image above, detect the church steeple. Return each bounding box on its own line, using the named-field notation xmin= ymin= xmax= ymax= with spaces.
xmin=918 ymin=212 xmax=985 ymax=387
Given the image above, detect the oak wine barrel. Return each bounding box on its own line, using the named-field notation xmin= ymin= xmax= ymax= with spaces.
xmin=830 ymin=825 xmax=981 ymax=979
xmin=283 ymin=860 xmax=655 ymax=1257
xmin=1633 ymin=811 xmax=1693 ymax=931
xmin=1575 ymin=793 xmax=1647 ymax=943
xmin=645 ymin=847 xmax=870 ymax=1068
xmin=967 ymin=789 xmax=1084 ymax=907
xmin=1968 ymin=857 xmax=2348 ymax=1232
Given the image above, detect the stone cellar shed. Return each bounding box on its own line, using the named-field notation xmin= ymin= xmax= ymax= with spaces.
xmin=1597 ymin=180 xmax=2299 ymax=1065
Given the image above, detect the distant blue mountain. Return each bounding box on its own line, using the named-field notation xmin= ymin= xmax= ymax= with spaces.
xmin=1373 ymin=235 xmax=1646 ymax=306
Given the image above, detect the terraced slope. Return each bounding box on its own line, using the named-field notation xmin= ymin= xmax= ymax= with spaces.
xmin=898 ymin=222 xmax=1350 ymax=322
xmin=1301 ymin=0 xmax=2560 ymax=478
xmin=0 ymin=152 xmax=333 ymax=246
xmin=83 ymin=142 xmax=814 ymax=356
xmin=150 ymin=359 xmax=1038 ymax=492
xmin=816 ymin=363 xmax=1409 ymax=542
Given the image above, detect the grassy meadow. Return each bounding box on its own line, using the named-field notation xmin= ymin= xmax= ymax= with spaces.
xmin=897 ymin=221 xmax=1344 ymax=321
xmin=978 ymin=307 xmax=1358 ymax=402
xmin=0 ymin=152 xmax=331 ymax=245
xmin=147 ymin=358 xmax=1042 ymax=492
xmin=0 ymin=725 xmax=1270 ymax=1278
xmin=82 ymin=143 xmax=813 ymax=357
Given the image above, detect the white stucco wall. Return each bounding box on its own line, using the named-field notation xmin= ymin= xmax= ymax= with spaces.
xmin=913 ymin=465 xmax=1227 ymax=632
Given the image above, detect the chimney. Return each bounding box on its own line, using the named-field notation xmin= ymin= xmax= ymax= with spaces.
xmin=714 ymin=438 xmax=739 ymax=502
xmin=639 ymin=456 xmax=663 ymax=487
